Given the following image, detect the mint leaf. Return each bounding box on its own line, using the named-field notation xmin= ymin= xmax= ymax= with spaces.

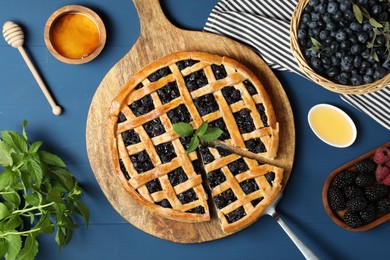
xmin=186 ymin=136 xmax=199 ymax=153
xmin=0 ymin=203 xmax=10 ymax=220
xmin=172 ymin=122 xmax=193 ymax=137
xmin=1 ymin=131 xmax=28 ymax=153
xmin=21 ymin=120 xmax=28 ymax=141
xmin=38 ymin=151 xmax=66 ymax=167
xmin=0 ymin=167 xmax=18 ymax=189
xmin=369 ymin=18 xmax=383 ymax=28
xmin=3 ymin=215 xmax=22 ymax=231
xmin=24 ymin=193 xmax=41 ymax=207
xmin=2 ymin=192 xmax=21 ymax=210
xmin=199 ymin=127 xmax=224 ymax=142
xmin=4 ymin=233 xmax=22 ymax=260
xmin=74 ymin=201 xmax=90 ymax=227
xmin=0 ymin=238 xmax=7 ymax=258
xmin=29 ymin=141 xmax=42 ymax=154
xmin=0 ymin=140 xmax=13 ymax=166
xmin=195 ymin=121 xmax=208 ymax=137
xmin=16 ymin=233 xmax=38 ymax=260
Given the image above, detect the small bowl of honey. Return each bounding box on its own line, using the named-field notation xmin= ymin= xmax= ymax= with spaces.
xmin=44 ymin=5 xmax=106 ymax=64
xmin=308 ymin=104 xmax=357 ymax=148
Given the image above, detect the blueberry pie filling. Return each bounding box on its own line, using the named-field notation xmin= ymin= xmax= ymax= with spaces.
xmin=109 ymin=52 xmax=282 ymax=233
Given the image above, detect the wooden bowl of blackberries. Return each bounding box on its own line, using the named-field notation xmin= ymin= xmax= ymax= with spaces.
xmin=323 ymin=142 xmax=390 ymax=231
xmin=290 ymin=0 xmax=390 ymax=94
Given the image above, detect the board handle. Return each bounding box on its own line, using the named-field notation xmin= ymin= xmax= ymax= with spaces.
xmin=132 ymin=0 xmax=177 ymax=37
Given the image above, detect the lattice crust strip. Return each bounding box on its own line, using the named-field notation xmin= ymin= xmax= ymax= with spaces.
xmin=108 ymin=51 xmax=281 ymax=229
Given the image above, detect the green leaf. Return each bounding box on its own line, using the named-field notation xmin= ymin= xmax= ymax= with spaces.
xmin=0 ymin=203 xmax=10 ymax=220
xmin=50 ymin=168 xmax=76 ymax=191
xmin=74 ymin=201 xmax=89 ymax=228
xmin=353 ymin=4 xmax=363 ymax=23
xmin=0 ymin=238 xmax=7 ymax=258
xmin=34 ymin=213 xmax=54 ymax=234
xmin=4 ymin=233 xmax=22 ymax=260
xmin=16 ymin=234 xmax=38 ymax=260
xmin=0 ymin=140 xmax=13 ymax=166
xmin=21 ymin=120 xmax=28 ymax=142
xmin=26 ymin=156 xmax=43 ymax=187
xmin=24 ymin=193 xmax=41 ymax=207
xmin=172 ymin=122 xmax=193 ymax=137
xmin=55 ymin=227 xmax=65 ymax=250
xmin=373 ymin=51 xmax=379 ymax=62
xmin=360 ymin=6 xmax=370 ymax=18
xmin=310 ymin=37 xmax=322 ymax=48
xmin=46 ymin=188 xmax=63 ymax=203
xmin=199 ymin=127 xmax=224 ymax=142
xmin=369 ymin=18 xmax=383 ymax=28
xmin=2 ymin=192 xmax=21 ymax=210
xmin=1 ymin=131 xmax=28 ymax=154
xmin=2 ymin=215 xmax=22 ymax=231
xmin=186 ymin=136 xmax=199 ymax=154
xmin=195 ymin=121 xmax=208 ymax=137
xmin=0 ymin=167 xmax=18 ymax=189
xmin=38 ymin=151 xmax=65 ymax=167
xmin=29 ymin=141 xmax=42 ymax=154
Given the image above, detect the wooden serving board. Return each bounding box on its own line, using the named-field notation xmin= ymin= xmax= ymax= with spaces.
xmin=86 ymin=0 xmax=295 ymax=243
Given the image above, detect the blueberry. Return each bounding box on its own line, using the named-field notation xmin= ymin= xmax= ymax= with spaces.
xmin=327 ymin=2 xmax=339 ymax=14
xmin=240 ymin=179 xmax=259 ymax=195
xmin=357 ymin=32 xmax=369 ymax=43
xmin=298 ymin=29 xmax=307 ymax=39
xmin=340 ymin=41 xmax=350 ymax=50
xmin=211 ymin=64 xmax=227 ymax=80
xmin=308 ymin=21 xmax=318 ymax=29
xmin=350 ymin=22 xmax=362 ymax=31
xmin=311 ymin=57 xmax=321 ymax=70
xmin=328 ymin=67 xmax=340 ymax=78
xmin=372 ymin=5 xmax=382 ymax=15
xmin=363 ymin=75 xmax=374 ymax=83
xmin=221 ymin=86 xmax=242 ymax=105
xmin=335 ymin=30 xmax=347 ymax=42
xmin=351 ymin=75 xmax=363 ymax=85
xmin=343 ymin=10 xmax=355 ymax=21
xmin=353 ymin=56 xmax=362 ymax=68
xmin=156 ymin=142 xmax=176 ymax=163
xmin=209 ymin=118 xmax=230 ymax=140
xmin=244 ymin=138 xmax=266 ymax=153
xmin=339 ymin=1 xmax=352 ymax=11
xmin=225 ymin=206 xmax=246 ymax=223
xmin=351 ymin=44 xmax=363 ymax=55
xmin=326 ymin=21 xmax=336 ymax=31
xmin=374 ymin=67 xmax=387 ymax=80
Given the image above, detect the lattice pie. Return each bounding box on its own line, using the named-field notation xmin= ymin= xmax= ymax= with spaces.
xmin=108 ymin=52 xmax=283 ymax=233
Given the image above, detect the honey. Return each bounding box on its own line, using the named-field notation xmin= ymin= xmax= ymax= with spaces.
xmin=51 ymin=13 xmax=100 ymax=59
xmin=308 ymin=104 xmax=356 ymax=147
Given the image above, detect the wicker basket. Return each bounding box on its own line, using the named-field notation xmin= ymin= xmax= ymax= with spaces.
xmin=290 ymin=0 xmax=390 ymax=94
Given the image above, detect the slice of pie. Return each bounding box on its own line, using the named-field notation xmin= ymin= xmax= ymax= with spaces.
xmin=108 ymin=51 xmax=282 ymax=232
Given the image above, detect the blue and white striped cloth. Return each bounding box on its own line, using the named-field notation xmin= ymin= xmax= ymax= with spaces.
xmin=204 ymin=0 xmax=390 ymax=130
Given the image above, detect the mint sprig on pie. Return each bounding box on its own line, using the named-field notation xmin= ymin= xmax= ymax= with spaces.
xmin=108 ymin=52 xmax=282 ymax=233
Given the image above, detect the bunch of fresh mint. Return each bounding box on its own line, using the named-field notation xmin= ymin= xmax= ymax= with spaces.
xmin=0 ymin=121 xmax=89 ymax=260
xmin=173 ymin=121 xmax=223 ymax=153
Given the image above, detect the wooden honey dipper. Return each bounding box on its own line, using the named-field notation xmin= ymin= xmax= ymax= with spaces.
xmin=3 ymin=21 xmax=62 ymax=115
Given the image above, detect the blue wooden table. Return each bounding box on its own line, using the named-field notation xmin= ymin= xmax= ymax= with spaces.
xmin=0 ymin=0 xmax=389 ymax=259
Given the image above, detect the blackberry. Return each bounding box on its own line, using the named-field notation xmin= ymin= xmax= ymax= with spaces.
xmin=343 ymin=210 xmax=363 ymax=228
xmin=245 ymin=138 xmax=266 ymax=154
xmin=240 ymin=179 xmax=259 ymax=195
xmin=168 ymin=167 xmax=188 ymax=186
xmin=346 ymin=196 xmax=367 ymax=212
xmin=359 ymin=204 xmax=377 ymax=223
xmin=376 ymin=198 xmax=390 ymax=215
xmin=365 ymin=184 xmax=390 ymax=201
xmin=355 ymin=172 xmax=375 ymax=187
xmin=167 ymin=104 xmax=192 ymax=124
xmin=221 ymin=86 xmax=242 ymax=105
xmin=228 ymin=158 xmax=249 ymax=175
xmin=328 ymin=186 xmax=346 ymax=211
xmin=334 ymin=171 xmax=355 ymax=188
xmin=344 ymin=185 xmax=364 ymax=200
xmin=211 ymin=64 xmax=228 ymax=80
xmin=225 ymin=206 xmax=246 ymax=223
xmin=354 ymin=159 xmax=376 ymax=173
xmin=194 ymin=94 xmax=219 ymax=116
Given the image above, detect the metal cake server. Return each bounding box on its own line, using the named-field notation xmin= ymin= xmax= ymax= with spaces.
xmin=263 ymin=192 xmax=320 ymax=260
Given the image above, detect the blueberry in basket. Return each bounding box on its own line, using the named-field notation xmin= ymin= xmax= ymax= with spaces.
xmin=297 ymin=0 xmax=390 ymax=86
xmin=323 ymin=144 xmax=390 ymax=231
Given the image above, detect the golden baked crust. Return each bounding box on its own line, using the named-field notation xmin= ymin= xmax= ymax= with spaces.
xmin=108 ymin=51 xmax=281 ymax=230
